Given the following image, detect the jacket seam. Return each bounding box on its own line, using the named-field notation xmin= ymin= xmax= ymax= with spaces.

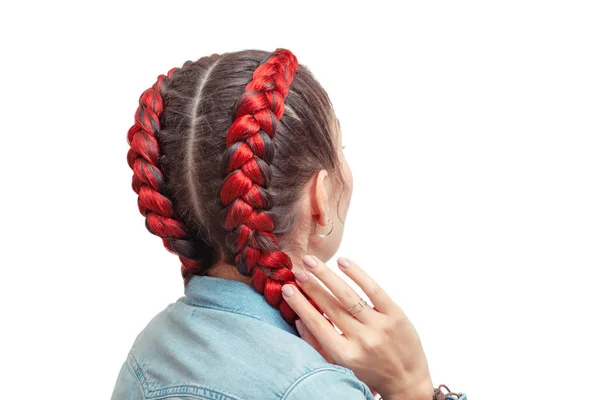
xmin=126 ymin=352 xmax=147 ymax=400
xmin=129 ymin=350 xmax=242 ymax=400
xmin=280 ymin=366 xmax=368 ymax=399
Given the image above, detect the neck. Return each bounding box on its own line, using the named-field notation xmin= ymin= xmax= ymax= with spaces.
xmin=206 ymin=254 xmax=305 ymax=286
xmin=206 ymin=263 xmax=253 ymax=285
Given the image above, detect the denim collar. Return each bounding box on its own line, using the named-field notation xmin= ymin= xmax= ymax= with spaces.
xmin=184 ymin=274 xmax=299 ymax=337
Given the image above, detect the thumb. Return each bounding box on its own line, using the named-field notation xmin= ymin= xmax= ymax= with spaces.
xmin=295 ymin=319 xmax=318 ymax=347
xmin=295 ymin=320 xmax=378 ymax=397
xmin=295 ymin=319 xmax=333 ymax=363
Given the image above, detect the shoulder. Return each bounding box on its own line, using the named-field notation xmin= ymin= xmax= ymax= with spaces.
xmin=115 ymin=299 xmax=373 ymax=399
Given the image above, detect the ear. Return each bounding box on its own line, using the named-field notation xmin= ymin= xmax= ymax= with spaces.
xmin=310 ymin=169 xmax=330 ymax=227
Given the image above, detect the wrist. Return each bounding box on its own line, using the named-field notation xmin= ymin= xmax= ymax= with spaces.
xmin=381 ymin=380 xmax=434 ymax=400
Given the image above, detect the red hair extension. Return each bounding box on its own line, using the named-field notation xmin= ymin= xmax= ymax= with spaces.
xmin=126 ymin=67 xmax=203 ymax=275
xmin=219 ymin=49 xmax=315 ymax=324
xmin=126 ymin=50 xmax=329 ymax=327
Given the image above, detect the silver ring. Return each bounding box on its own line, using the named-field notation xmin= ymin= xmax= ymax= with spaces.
xmin=347 ymin=298 xmax=368 ymax=317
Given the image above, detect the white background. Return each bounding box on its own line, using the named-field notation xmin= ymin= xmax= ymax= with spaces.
xmin=1 ymin=1 xmax=598 ymax=399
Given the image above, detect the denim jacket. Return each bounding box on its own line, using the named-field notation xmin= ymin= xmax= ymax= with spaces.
xmin=111 ymin=275 xmax=466 ymax=400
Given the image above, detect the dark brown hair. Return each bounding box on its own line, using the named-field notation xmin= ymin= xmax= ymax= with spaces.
xmin=126 ymin=49 xmax=344 ymax=324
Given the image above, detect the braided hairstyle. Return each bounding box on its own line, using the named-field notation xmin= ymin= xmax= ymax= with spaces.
xmin=126 ymin=49 xmax=344 ymax=325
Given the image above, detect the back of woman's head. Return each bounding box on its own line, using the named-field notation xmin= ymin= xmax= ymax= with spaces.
xmin=126 ymin=49 xmax=347 ymax=325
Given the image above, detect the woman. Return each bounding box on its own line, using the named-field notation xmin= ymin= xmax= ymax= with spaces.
xmin=111 ymin=48 xmax=465 ymax=400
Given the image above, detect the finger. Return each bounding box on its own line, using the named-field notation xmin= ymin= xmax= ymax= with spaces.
xmin=302 ymin=255 xmax=378 ymax=326
xmin=281 ymin=283 xmax=348 ymax=359
xmin=295 ymin=319 xmax=334 ymax=364
xmin=293 ymin=264 xmax=365 ymax=336
xmin=337 ymin=257 xmax=398 ymax=316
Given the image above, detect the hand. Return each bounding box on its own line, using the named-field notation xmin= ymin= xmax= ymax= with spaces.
xmin=295 ymin=319 xmax=380 ymax=398
xmin=282 ymin=256 xmax=433 ymax=400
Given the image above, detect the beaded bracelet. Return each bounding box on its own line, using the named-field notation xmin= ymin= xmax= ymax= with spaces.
xmin=373 ymin=384 xmax=462 ymax=400
xmin=433 ymin=384 xmax=461 ymax=400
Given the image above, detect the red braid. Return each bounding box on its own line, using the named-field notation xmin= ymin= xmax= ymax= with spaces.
xmin=126 ymin=67 xmax=203 ymax=276
xmin=127 ymin=51 xmax=327 ymax=327
xmin=219 ymin=49 xmax=312 ymax=324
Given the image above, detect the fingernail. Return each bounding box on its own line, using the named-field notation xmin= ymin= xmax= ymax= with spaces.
xmin=337 ymin=257 xmax=350 ymax=269
xmin=294 ymin=269 xmax=309 ymax=282
xmin=303 ymin=255 xmax=318 ymax=268
xmin=282 ymin=284 xmax=295 ymax=297
xmin=295 ymin=319 xmax=306 ymax=336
